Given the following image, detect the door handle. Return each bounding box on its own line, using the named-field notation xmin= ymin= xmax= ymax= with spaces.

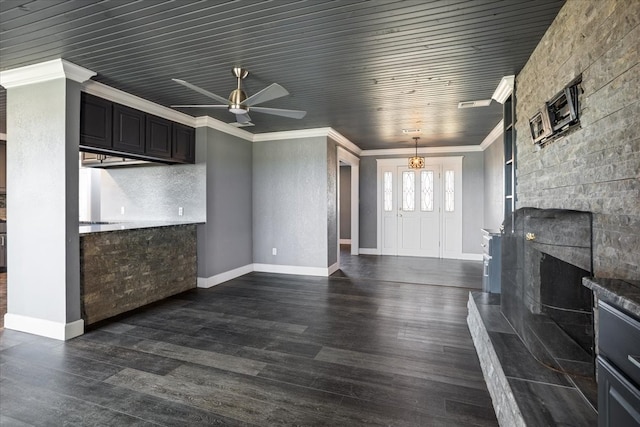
xmin=1 ymin=236 xmax=4 ymax=246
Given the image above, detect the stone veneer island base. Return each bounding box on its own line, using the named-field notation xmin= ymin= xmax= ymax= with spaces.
xmin=80 ymin=224 xmax=197 ymax=325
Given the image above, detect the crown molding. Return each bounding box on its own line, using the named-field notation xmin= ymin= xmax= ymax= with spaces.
xmin=479 ymin=120 xmax=504 ymax=150
xmin=360 ymin=145 xmax=482 ymax=156
xmin=193 ymin=116 xmax=254 ymax=141
xmin=0 ymin=59 xmax=96 ymax=89
xmin=253 ymin=127 xmax=361 ymax=155
xmin=492 ymin=75 xmax=515 ymax=104
xmin=83 ymin=80 xmax=195 ymax=127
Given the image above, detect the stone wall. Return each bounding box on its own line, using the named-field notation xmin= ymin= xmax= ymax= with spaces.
xmin=515 ymin=0 xmax=639 ymax=280
xmin=80 ymin=224 xmax=197 ymax=324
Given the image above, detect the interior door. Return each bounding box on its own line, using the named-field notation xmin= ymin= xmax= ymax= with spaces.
xmin=397 ymin=165 xmax=441 ymax=257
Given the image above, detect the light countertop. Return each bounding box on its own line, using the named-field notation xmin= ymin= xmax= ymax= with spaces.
xmin=79 ymin=221 xmax=203 ymax=235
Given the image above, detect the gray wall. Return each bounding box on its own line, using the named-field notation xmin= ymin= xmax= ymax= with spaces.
xmin=515 ymin=0 xmax=639 ymax=280
xmin=483 ymin=136 xmax=504 ymax=230
xmin=100 ymin=162 xmax=205 ymax=222
xmin=359 ymin=151 xmax=485 ymax=254
xmin=198 ymin=127 xmax=253 ymax=277
xmin=253 ymin=136 xmax=329 ymax=268
xmin=340 ymin=165 xmax=351 ymax=239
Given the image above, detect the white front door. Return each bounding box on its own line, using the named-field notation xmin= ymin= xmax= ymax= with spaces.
xmin=396 ymin=166 xmax=441 ymax=257
xmin=378 ymin=157 xmax=463 ymax=259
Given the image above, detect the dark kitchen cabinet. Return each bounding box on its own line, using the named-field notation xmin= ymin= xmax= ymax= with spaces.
xmin=80 ymin=93 xmax=112 ymax=149
xmin=113 ymin=104 xmax=145 ymax=155
xmin=145 ymin=115 xmax=172 ymax=160
xmin=172 ymin=123 xmax=195 ymax=163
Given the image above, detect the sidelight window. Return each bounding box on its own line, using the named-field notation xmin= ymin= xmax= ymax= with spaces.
xmin=383 ymin=171 xmax=393 ymax=212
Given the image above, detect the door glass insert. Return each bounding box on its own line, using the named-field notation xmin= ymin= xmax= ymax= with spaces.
xmin=445 ymin=170 xmax=455 ymax=212
xmin=420 ymin=171 xmax=434 ymax=211
xmin=402 ymin=171 xmax=415 ymax=211
xmin=383 ymin=171 xmax=393 ymax=212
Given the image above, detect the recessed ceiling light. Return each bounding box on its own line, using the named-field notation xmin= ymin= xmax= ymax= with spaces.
xmin=402 ymin=128 xmax=421 ymax=134
xmin=458 ymin=99 xmax=492 ymax=108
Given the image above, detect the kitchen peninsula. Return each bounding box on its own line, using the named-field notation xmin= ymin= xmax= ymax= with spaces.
xmin=79 ymin=221 xmax=198 ymax=325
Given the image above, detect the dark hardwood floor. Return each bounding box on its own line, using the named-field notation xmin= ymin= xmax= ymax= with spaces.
xmin=1 ymin=252 xmax=496 ymax=426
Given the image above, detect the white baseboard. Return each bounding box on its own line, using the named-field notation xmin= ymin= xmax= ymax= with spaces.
xmin=328 ymin=262 xmax=340 ymax=275
xmin=197 ymin=264 xmax=254 ymax=288
xmin=454 ymin=253 xmax=484 ymax=261
xmin=4 ymin=314 xmax=84 ymax=341
xmin=253 ymin=263 xmax=333 ymax=277
xmin=358 ymin=248 xmax=380 ymax=255
xmin=339 ymin=239 xmax=351 ymax=245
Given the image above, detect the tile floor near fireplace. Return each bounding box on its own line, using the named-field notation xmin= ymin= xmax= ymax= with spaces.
xmin=468 ymin=292 xmax=597 ymax=426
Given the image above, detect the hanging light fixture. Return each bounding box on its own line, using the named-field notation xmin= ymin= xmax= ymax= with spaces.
xmin=408 ymin=137 xmax=424 ymax=169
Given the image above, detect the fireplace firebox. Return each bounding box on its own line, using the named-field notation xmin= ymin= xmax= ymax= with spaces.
xmin=501 ymin=208 xmax=594 ymax=378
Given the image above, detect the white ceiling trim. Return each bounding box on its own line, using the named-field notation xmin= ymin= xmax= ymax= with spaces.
xmin=492 ymin=75 xmax=515 ymax=104
xmin=0 ymin=58 xmax=95 ymax=88
xmin=83 ymin=80 xmax=195 ymax=127
xmin=253 ymin=127 xmax=361 ymax=155
xmin=479 ymin=120 xmax=504 ymax=150
xmin=193 ymin=116 xmax=254 ymax=141
xmin=360 ymin=145 xmax=483 ymax=156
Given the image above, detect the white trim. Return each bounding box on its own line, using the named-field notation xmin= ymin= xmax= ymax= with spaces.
xmin=197 ymin=264 xmax=254 ymax=288
xmin=361 ymin=145 xmax=482 ymax=156
xmin=339 ymin=239 xmax=352 ymax=244
xmin=328 ymin=262 xmax=340 ymax=276
xmin=454 ymin=253 xmax=484 ymax=261
xmin=253 ymin=263 xmax=333 ymax=277
xmin=0 ymin=58 xmax=95 ymax=88
xmin=254 ymin=127 xmax=361 ymax=155
xmin=358 ymin=248 xmax=380 ymax=255
xmin=479 ymin=120 xmax=504 ymax=150
xmin=327 ymin=128 xmax=362 ymax=156
xmin=492 ymin=75 xmax=515 ymax=104
xmin=4 ymin=314 xmax=84 ymax=340
xmin=194 ymin=116 xmax=254 ymax=141
xmin=84 ymin=80 xmax=196 ymax=128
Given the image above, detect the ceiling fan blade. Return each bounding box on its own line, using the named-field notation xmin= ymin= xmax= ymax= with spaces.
xmin=172 ymin=78 xmax=230 ymax=105
xmin=235 ymin=113 xmax=252 ymax=123
xmin=171 ymin=104 xmax=228 ymax=108
xmin=244 ymin=83 xmax=289 ymax=106
xmin=251 ymin=106 xmax=307 ymax=119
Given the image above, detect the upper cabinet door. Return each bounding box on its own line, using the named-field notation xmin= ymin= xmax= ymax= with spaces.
xmin=172 ymin=123 xmax=195 ymax=163
xmin=145 ymin=115 xmax=172 ymax=160
xmin=113 ymin=104 xmax=145 ymax=154
xmin=80 ymin=93 xmax=113 ymax=149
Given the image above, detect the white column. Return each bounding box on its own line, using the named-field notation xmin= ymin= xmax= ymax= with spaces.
xmin=0 ymin=59 xmax=95 ymax=340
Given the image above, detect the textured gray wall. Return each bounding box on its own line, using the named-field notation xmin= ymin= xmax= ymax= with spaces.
xmin=100 ymin=162 xmax=205 ymax=222
xmin=253 ymin=136 xmax=328 ymax=267
xmin=6 ymin=78 xmax=81 ymax=323
xmin=340 ymin=165 xmax=352 ymax=239
xmin=483 ymin=137 xmax=504 ymax=230
xmin=359 ymin=152 xmax=485 ymax=254
xmin=515 ymin=0 xmax=639 ymax=280
xmin=200 ymin=127 xmax=253 ymax=276
xmin=327 ymin=139 xmax=338 ymax=266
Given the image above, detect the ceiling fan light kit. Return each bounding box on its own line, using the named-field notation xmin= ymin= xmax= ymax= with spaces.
xmin=171 ymin=67 xmax=306 ymax=125
xmin=408 ymin=137 xmax=425 ymax=169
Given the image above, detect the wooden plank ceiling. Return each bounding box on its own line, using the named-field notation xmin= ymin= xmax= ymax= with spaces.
xmin=0 ymin=0 xmax=565 ymax=150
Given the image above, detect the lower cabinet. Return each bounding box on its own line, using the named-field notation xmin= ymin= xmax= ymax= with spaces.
xmin=598 ymin=357 xmax=640 ymax=427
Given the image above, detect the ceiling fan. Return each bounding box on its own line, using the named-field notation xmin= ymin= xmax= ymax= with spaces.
xmin=171 ymin=67 xmax=306 ymax=127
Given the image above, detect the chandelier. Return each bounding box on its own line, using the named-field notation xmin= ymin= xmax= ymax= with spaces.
xmin=408 ymin=137 xmax=424 ymax=169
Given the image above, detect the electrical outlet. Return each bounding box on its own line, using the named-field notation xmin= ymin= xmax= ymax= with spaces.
xmin=120 ymin=206 xmax=125 ymax=215
xmin=272 ymin=248 xmax=277 ymax=256
xmin=178 ymin=207 xmax=184 ymax=216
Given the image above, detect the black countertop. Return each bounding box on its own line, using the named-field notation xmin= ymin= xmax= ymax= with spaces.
xmin=583 ymin=277 xmax=640 ymax=318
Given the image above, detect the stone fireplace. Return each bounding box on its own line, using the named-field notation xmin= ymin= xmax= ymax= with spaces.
xmin=501 ymin=208 xmax=595 ymax=379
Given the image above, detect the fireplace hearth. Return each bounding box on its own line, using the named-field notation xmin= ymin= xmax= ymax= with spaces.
xmin=501 ymin=208 xmax=594 ymax=378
